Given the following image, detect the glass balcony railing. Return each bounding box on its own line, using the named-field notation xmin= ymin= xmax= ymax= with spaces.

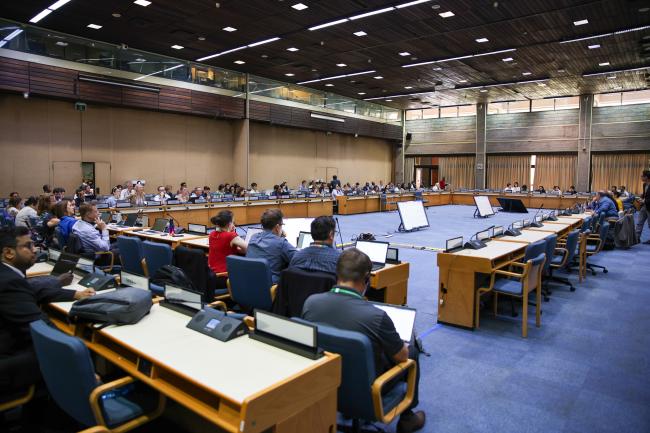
xmin=0 ymin=18 xmax=401 ymax=121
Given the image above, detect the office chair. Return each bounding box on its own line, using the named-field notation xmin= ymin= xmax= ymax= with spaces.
xmin=272 ymin=268 xmax=336 ymax=317
xmin=585 ymin=221 xmax=610 ymax=275
xmin=116 ymin=236 xmax=145 ymax=276
xmin=0 ymin=385 xmax=34 ymax=413
xmin=141 ymin=241 xmax=173 ymax=296
xmin=550 ymin=229 xmax=579 ymax=291
xmin=540 ymin=234 xmax=558 ymax=300
xmin=294 ymin=319 xmax=416 ymax=433
xmin=66 ymin=233 xmax=117 ymax=274
xmin=226 ymin=256 xmax=276 ymax=314
xmin=174 ymin=246 xmax=227 ymax=302
xmin=29 ymin=320 xmax=165 ymax=432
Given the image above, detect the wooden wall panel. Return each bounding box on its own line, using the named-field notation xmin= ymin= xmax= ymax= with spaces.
xmin=78 ymin=81 xmax=122 ymax=105
xmin=219 ymin=95 xmax=245 ymax=119
xmin=122 ymin=88 xmax=159 ymax=110
xmin=249 ymin=100 xmax=270 ymax=121
xmin=159 ymin=86 xmax=192 ymax=113
xmin=28 ymin=63 xmax=76 ymax=99
xmin=190 ymin=91 xmax=221 ymax=117
xmin=0 ymin=57 xmax=28 ymax=93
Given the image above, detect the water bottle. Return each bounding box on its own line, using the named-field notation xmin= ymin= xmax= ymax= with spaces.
xmin=169 ymin=218 xmax=175 ymax=235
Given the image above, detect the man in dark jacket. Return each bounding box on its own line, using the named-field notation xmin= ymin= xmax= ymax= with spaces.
xmin=0 ymin=226 xmax=94 ymax=392
xmin=636 ymin=170 xmax=650 ymax=244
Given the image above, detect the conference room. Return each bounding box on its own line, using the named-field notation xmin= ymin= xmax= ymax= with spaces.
xmin=1 ymin=1 xmax=649 ymax=433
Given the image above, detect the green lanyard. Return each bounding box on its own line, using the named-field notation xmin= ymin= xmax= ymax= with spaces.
xmin=331 ymin=287 xmax=363 ymax=299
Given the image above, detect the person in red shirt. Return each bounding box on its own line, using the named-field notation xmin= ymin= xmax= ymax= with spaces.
xmin=208 ymin=210 xmax=247 ymax=287
xmin=439 ymin=177 xmax=446 ymax=190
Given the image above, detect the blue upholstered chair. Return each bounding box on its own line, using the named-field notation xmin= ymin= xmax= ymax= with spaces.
xmin=585 ymin=221 xmax=610 ymax=275
xmin=550 ymin=229 xmax=580 ymax=291
xmin=226 ymin=256 xmax=275 ymax=313
xmin=294 ymin=319 xmax=416 ymax=432
xmin=540 ymin=234 xmax=558 ymax=300
xmin=476 ymin=251 xmax=546 ymax=338
xmin=142 ymin=241 xmax=173 ymax=296
xmin=116 ymin=236 xmax=145 ymax=276
xmin=29 ymin=320 xmax=165 ymax=432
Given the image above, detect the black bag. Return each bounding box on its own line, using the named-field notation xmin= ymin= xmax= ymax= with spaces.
xmin=150 ymin=264 xmax=196 ymax=291
xmin=69 ymin=287 xmax=152 ymax=326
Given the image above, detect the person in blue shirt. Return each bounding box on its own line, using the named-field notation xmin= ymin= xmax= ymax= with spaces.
xmin=246 ymin=209 xmax=296 ymax=284
xmin=289 ymin=216 xmax=341 ymax=276
xmin=592 ymin=190 xmax=619 ymax=219
xmin=52 ymin=199 xmax=77 ymax=245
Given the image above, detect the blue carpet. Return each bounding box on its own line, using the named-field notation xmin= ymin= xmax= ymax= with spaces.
xmin=326 ymin=205 xmax=650 ymax=433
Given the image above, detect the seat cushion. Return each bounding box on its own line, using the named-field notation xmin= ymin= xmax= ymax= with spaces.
xmin=493 ymin=278 xmax=523 ymax=295
xmin=551 ymin=255 xmax=564 ymax=265
xmin=586 ymin=244 xmax=597 ymax=253
xmin=102 ymin=396 xmax=144 ymax=427
xmin=214 ymin=288 xmax=229 ymax=297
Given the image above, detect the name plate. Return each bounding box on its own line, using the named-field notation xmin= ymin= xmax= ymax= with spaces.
xmin=120 ymin=271 xmax=149 ymax=290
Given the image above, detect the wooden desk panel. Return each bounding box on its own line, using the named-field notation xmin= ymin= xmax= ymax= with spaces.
xmin=307 ymin=199 xmax=334 ymax=217
xmin=368 ymin=262 xmax=410 ymax=305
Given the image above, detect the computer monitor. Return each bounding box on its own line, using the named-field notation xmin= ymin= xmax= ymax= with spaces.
xmin=187 ymin=223 xmax=207 ymax=234
xmin=355 ymin=240 xmax=389 ymax=267
xmin=150 ymin=218 xmax=168 ymax=232
xmin=100 ymin=212 xmax=112 ymax=223
xmin=445 ymin=236 xmax=464 ymax=252
xmin=244 ymin=228 xmax=264 ymax=244
xmin=122 ymin=213 xmax=139 ymax=227
xmin=297 ymin=231 xmax=314 ymax=249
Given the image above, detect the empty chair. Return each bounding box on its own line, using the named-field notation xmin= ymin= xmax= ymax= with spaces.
xmin=226 ymin=255 xmax=276 ymax=313
xmin=272 ymin=268 xmax=336 ymax=317
xmin=174 ymin=246 xmax=224 ymax=302
xmin=540 ymin=234 xmax=557 ymax=300
xmin=294 ymin=319 xmax=416 ymax=433
xmin=66 ymin=233 xmax=117 ymax=274
xmin=585 ymin=221 xmax=610 ymax=275
xmin=29 ymin=320 xmax=165 ymax=432
xmin=142 ymin=241 xmax=172 ymax=277
xmin=116 ymin=236 xmax=145 ymax=275
xmin=551 ymin=229 xmax=580 ymax=291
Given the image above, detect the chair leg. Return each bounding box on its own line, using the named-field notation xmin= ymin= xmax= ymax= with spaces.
xmin=493 ymin=292 xmax=498 ymax=316
xmin=550 ymin=275 xmax=575 ymax=291
xmin=521 ymin=297 xmax=528 ymax=338
xmin=535 ymin=287 xmax=541 ymax=327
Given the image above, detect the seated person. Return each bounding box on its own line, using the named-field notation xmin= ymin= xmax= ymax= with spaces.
xmin=208 ymin=210 xmax=247 ymax=287
xmin=71 ymin=203 xmax=114 ymax=256
xmin=14 ymin=196 xmax=38 ymax=228
xmin=512 ymin=182 xmax=521 ymax=193
xmin=619 ymin=185 xmax=630 ymax=198
xmin=7 ymin=196 xmax=22 ymax=218
xmin=176 ymin=186 xmax=190 ymax=203
xmin=592 ymin=190 xmax=619 ymax=219
xmin=302 ymin=248 xmax=425 ymax=433
xmin=289 ymin=216 xmax=340 ymax=275
xmin=246 ymin=209 xmax=296 ymax=284
xmin=614 ymin=191 xmax=624 ymax=212
xmin=165 ymin=185 xmax=176 ymax=200
xmin=152 ymin=185 xmax=170 ymax=203
xmin=504 ymin=183 xmax=513 ymax=192
xmin=52 ymin=187 xmax=66 ymax=202
xmin=249 ymin=183 xmax=259 ymax=194
xmin=537 ymin=185 xmax=546 ymax=194
xmin=52 ymin=199 xmax=77 ymax=245
xmin=550 ymin=185 xmax=562 ymax=195
xmin=565 ymin=185 xmax=577 ymax=195
xmin=521 ymin=184 xmax=528 ymax=192
xmin=130 ymin=184 xmax=146 ymax=207
xmin=0 ymin=226 xmax=94 ymax=394
xmin=120 ymin=183 xmax=135 ymax=200
xmin=105 ymin=186 xmax=121 ymax=208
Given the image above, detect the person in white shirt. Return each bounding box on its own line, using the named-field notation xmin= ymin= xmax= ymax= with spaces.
xmin=105 ymin=186 xmax=121 ymax=208
xmin=14 ymin=196 xmax=38 ymax=228
xmin=504 ymin=183 xmax=513 ymax=193
xmin=249 ymin=182 xmax=259 ymax=194
xmin=619 ymin=186 xmax=630 ymax=198
xmin=120 ymin=183 xmax=135 ymax=200
xmin=512 ymin=182 xmax=521 ymax=193
xmin=551 ymin=185 xmax=562 ymax=195
xmin=152 ymin=185 xmax=170 ymax=203
xmin=130 ymin=184 xmax=146 ymax=207
xmin=332 ymin=185 xmax=345 ymax=198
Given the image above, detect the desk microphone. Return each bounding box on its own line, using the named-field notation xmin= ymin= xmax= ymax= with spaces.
xmin=505 ymin=221 xmax=522 ymax=237
xmin=530 ymin=204 xmax=544 ymax=227
xmin=335 ymin=217 xmax=344 ymax=250
xmin=464 ymin=226 xmax=492 ymax=249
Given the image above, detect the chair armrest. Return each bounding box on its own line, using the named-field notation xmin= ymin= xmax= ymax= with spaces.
xmin=208 ymin=300 xmax=227 ymax=312
xmin=508 ymin=261 xmax=528 ymax=269
xmin=95 ymin=251 xmax=114 ymax=273
xmin=78 ymin=427 xmax=110 ymax=433
xmin=152 ymin=296 xmax=164 ymax=304
xmin=371 ymin=359 xmax=416 ymax=424
xmin=550 ymin=248 xmax=568 ymax=268
xmin=270 ymin=284 xmax=278 ymax=301
xmin=215 ymin=272 xmax=228 ymax=278
xmin=243 ymin=315 xmax=255 ymax=330
xmin=89 ymin=376 xmax=137 ymax=426
xmin=494 ymin=269 xmax=524 ymax=279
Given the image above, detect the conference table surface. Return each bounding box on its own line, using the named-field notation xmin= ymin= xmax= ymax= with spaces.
xmin=527 ymin=223 xmax=573 ymax=234
xmin=498 ymin=230 xmax=553 ymax=244
xmin=26 ymin=261 xmax=55 ymax=277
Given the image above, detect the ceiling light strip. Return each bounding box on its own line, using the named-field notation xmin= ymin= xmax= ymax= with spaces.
xmin=395 ymin=0 xmax=432 ymax=8
xmin=29 ymin=0 xmax=73 ymax=23
xmin=582 ymin=66 xmax=650 ymax=77
xmin=349 ymin=7 xmax=395 ymax=20
xmin=134 ymin=64 xmax=184 ymax=81
xmin=296 ymin=70 xmax=375 ymax=85
xmin=196 ymin=36 xmax=280 ymax=62
xmin=402 ymin=49 xmax=516 ymax=68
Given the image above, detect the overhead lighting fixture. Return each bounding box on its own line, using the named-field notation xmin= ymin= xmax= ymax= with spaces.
xmin=373 ymin=76 xmax=383 ymax=79
xmin=402 ymin=48 xmax=515 ymax=68
xmin=588 ymin=44 xmax=600 ymax=49
xmin=292 ymin=3 xmax=308 ymax=10
xmin=573 ymin=19 xmax=589 ymax=26
xmin=198 ymin=36 xmax=206 ymax=41
xmin=171 ymin=45 xmax=184 ymax=49
xmin=614 ymin=25 xmax=650 ymax=34
xmin=223 ymin=27 xmax=237 ymax=32
xmin=287 ymin=47 xmax=299 ymax=51
xmin=234 ymin=60 xmax=245 ymax=64
xmin=399 ymin=52 xmax=411 ymax=56
xmin=196 ymin=45 xmax=247 ymax=61
xmin=599 ymin=62 xmax=610 ymax=66
xmin=336 ymin=63 xmax=347 ymax=67
xmin=358 ymin=92 xmax=366 ymax=95
xmin=640 ymin=7 xmax=649 ymax=12
xmin=502 ymin=57 xmax=514 ymax=62
xmin=134 ymin=0 xmax=152 ymax=6
xmin=311 ymin=113 xmax=345 ymax=123
xmin=297 ymin=69 xmax=375 ymax=84
xmin=439 ymin=11 xmax=455 ymax=18
xmin=607 ymin=75 xmax=616 ymax=79
xmin=309 ymin=18 xmax=348 ymax=30
xmin=474 ymin=48 xmax=516 ymax=57
xmin=325 ymin=83 xmax=334 ymax=86
xmin=134 ymin=63 xmax=183 ymax=81
xmin=55 ymin=41 xmax=68 ymax=46
xmin=396 ymin=0 xmax=432 ymax=8
xmin=3 ymin=29 xmax=23 ymax=41
xmin=582 ymin=66 xmax=649 ymax=77
xmin=248 ymin=37 xmax=280 ymax=47
xmin=459 ymin=80 xmax=467 ymax=83
xmin=404 ymin=86 xmax=413 ymax=89
xmin=349 ymin=7 xmax=395 ymax=20
xmin=29 ymin=9 xmax=53 ymax=23
xmin=112 ymin=12 xmax=122 ymax=18
xmin=385 ymin=99 xmax=393 ymax=101
xmin=285 ymin=73 xmax=295 ymax=76
xmin=48 ymin=0 xmax=72 ymax=10
xmin=522 ymin=71 xmax=531 ymax=76
xmin=476 ymin=37 xmax=489 ymax=43
xmin=354 ymin=31 xmax=367 ymax=36
xmin=479 ymin=89 xmax=488 ymax=92
xmin=559 ymin=32 xmax=612 ymax=44
xmin=87 ymin=24 xmax=102 ymax=30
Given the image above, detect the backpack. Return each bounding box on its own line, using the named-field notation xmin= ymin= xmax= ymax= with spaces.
xmin=150 ymin=264 xmax=196 ymax=292
xmin=69 ymin=287 xmax=152 ymax=326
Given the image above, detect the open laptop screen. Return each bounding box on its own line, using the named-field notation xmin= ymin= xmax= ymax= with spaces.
xmin=188 ymin=223 xmax=207 ymax=234
xmin=151 ymin=218 xmax=168 ymax=232
xmin=245 ymin=228 xmax=264 ymax=244
xmin=355 ymin=240 xmax=389 ymax=264
xmin=165 ymin=284 xmax=203 ymax=311
xmin=372 ymin=303 xmax=416 ymax=342
xmin=297 ymin=231 xmax=313 ymax=249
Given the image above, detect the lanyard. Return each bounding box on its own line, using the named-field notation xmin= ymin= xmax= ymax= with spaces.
xmin=331 ymin=287 xmax=363 ymax=299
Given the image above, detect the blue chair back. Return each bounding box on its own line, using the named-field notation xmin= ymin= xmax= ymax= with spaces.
xmin=543 ymin=234 xmax=557 ymax=275
xmin=142 ymin=240 xmax=172 ymax=277
xmin=226 ymin=255 xmax=273 ymax=312
xmin=527 ymin=252 xmax=546 ymax=290
xmin=30 ymin=320 xmax=98 ymax=427
xmin=293 ymin=319 xmax=377 ymax=420
xmin=117 ymin=236 xmax=144 ymax=275
xmin=524 ymin=239 xmax=546 ymax=262
xmin=564 ymin=229 xmax=580 ymax=264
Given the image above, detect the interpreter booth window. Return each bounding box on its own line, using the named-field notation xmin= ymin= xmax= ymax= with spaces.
xmin=406 ymin=110 xmax=423 ymax=120
xmin=422 ymin=108 xmax=439 ymax=119
xmin=554 ymin=96 xmax=579 ymax=110
xmin=487 ymin=102 xmax=508 ymax=114
xmin=507 ymin=100 xmax=530 ymax=113
xmin=531 ymin=99 xmax=555 ymax=112
xmin=458 ymin=105 xmax=477 ymax=117
xmin=440 ymin=106 xmax=458 ymax=118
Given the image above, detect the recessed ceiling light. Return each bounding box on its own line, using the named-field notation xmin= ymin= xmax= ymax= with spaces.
xmin=404 ymin=86 xmax=413 ymax=89
xmin=433 ymin=67 xmax=442 ymax=71
xmin=373 ymin=76 xmax=383 ymax=79
xmin=354 ymin=31 xmax=367 ymax=37
xmin=87 ymin=24 xmax=102 ymax=30
xmin=538 ymin=82 xmax=547 ymax=87
xmin=135 ymin=58 xmax=146 ymax=62
xmin=112 ymin=12 xmax=121 ymax=18
xmin=287 ymin=47 xmax=299 ymax=51
xmin=599 ymin=62 xmax=610 ymax=66
xmin=358 ymin=92 xmax=366 ymax=95
xmin=285 ymin=73 xmax=295 ymax=76
xmin=134 ymin=0 xmax=151 ymax=6
xmin=325 ymin=83 xmax=334 ymax=86
xmin=522 ymin=71 xmax=532 ymax=76
xmin=558 ymin=68 xmax=566 ymax=73
xmin=223 ymin=27 xmax=237 ymax=32
xmin=502 ymin=57 xmax=514 ymax=62
xmin=640 ymin=7 xmax=649 ymax=12
xmin=399 ymin=51 xmax=410 ymax=56
xmin=588 ymin=44 xmax=600 ymax=49
xmin=261 ymin=54 xmax=268 ymax=58
xmin=573 ymin=19 xmax=588 ymax=26
xmin=459 ymin=79 xmax=467 ymax=83
xmin=476 ymin=37 xmax=489 ymax=43
xmin=607 ymin=75 xmax=616 ymax=79
xmin=336 ymin=63 xmax=347 ymax=67
xmin=479 ymin=89 xmax=488 ymax=92
xmin=55 ymin=41 xmax=68 ymax=46
xmin=292 ymin=3 xmax=308 ymax=10
xmin=198 ymin=36 xmax=206 ymax=41
xmin=234 ymin=60 xmax=245 ymax=64
xmin=385 ymin=99 xmax=393 ymax=101
xmin=439 ymin=11 xmax=454 ymax=18
xmin=171 ymin=45 xmax=184 ymax=50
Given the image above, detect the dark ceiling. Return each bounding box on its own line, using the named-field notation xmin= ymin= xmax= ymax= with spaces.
xmin=1 ymin=0 xmax=650 ymax=109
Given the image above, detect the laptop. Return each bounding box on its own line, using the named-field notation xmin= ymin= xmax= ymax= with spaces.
xmin=355 ymin=240 xmax=389 ymax=271
xmin=371 ymin=302 xmax=416 ymax=342
xmin=50 ymin=253 xmax=79 ymax=276
xmin=187 ymin=223 xmax=207 ymax=235
xmin=445 ymin=236 xmax=464 ymax=253
xmin=297 ymin=231 xmax=313 ymax=249
xmin=100 ymin=212 xmax=112 ymax=224
xmin=161 ymin=283 xmax=204 ymax=316
xmin=144 ymin=218 xmax=168 ymax=233
xmin=121 ymin=213 xmax=139 ymax=227
xmin=244 ymin=228 xmax=264 ymax=244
